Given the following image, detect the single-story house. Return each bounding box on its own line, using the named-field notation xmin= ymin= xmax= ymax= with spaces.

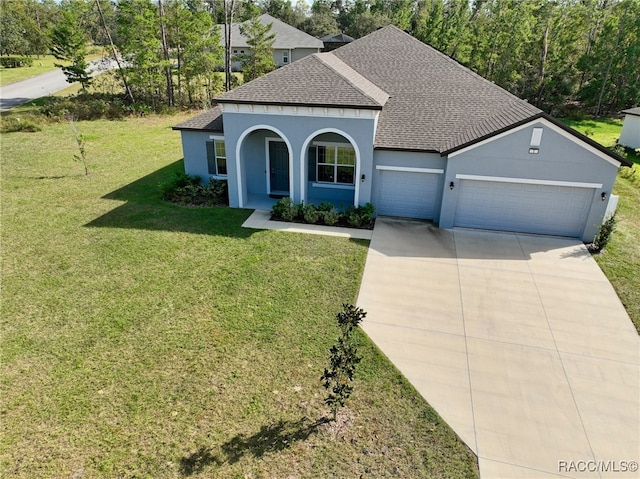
xmin=174 ymin=25 xmax=630 ymax=242
xmin=619 ymin=107 xmax=640 ymax=149
xmin=225 ymin=14 xmax=323 ymax=70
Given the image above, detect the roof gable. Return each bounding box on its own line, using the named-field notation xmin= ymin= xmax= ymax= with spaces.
xmin=446 ymin=113 xmax=631 ymax=167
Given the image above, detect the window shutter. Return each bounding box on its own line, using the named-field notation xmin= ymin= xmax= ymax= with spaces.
xmin=206 ymin=141 xmax=216 ymax=175
xmin=307 ymin=146 xmax=316 ymax=182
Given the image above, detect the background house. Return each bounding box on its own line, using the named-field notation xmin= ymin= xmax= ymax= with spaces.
xmin=225 ymin=14 xmax=323 ymax=71
xmin=321 ymin=32 xmax=354 ymax=52
xmin=176 ymin=26 xmax=630 ymax=243
xmin=619 ymin=107 xmax=640 ymax=149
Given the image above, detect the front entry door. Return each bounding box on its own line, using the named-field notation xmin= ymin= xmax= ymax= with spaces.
xmin=269 ymin=141 xmax=289 ymax=196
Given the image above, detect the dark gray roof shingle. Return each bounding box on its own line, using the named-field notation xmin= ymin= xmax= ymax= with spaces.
xmin=216 ymin=53 xmax=387 ymax=109
xmin=177 ymin=25 xmax=548 ymax=152
xmin=332 ymin=26 xmax=542 ymax=152
xmin=320 ymin=33 xmax=354 ymax=43
xmin=172 ymin=105 xmax=223 ymax=132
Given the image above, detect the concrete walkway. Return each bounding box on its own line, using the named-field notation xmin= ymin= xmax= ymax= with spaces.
xmin=357 ymin=218 xmax=639 ymax=479
xmin=242 ymin=209 xmax=373 ymax=240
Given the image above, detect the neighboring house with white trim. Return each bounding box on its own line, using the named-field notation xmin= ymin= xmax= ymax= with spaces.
xmin=619 ymin=107 xmax=640 ymax=149
xmin=174 ymin=25 xmax=630 ymax=243
xmin=225 ymin=14 xmax=323 ymax=71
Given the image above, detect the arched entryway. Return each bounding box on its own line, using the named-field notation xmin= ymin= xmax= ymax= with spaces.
xmin=300 ymin=129 xmax=360 ymax=207
xmin=235 ymin=125 xmax=292 ymax=209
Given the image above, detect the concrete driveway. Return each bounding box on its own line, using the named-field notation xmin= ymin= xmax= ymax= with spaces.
xmin=357 ymin=218 xmax=639 ymax=478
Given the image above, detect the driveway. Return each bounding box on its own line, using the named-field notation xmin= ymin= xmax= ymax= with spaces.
xmin=0 ymin=58 xmax=119 ymax=111
xmin=357 ymin=218 xmax=639 ymax=478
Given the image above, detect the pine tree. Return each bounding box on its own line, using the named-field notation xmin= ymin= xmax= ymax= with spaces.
xmin=239 ymin=16 xmax=276 ymax=82
xmin=50 ymin=0 xmax=92 ymax=90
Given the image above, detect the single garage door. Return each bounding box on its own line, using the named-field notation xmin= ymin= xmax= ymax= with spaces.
xmin=377 ymin=169 xmax=440 ymax=219
xmin=454 ymin=180 xmax=594 ymax=237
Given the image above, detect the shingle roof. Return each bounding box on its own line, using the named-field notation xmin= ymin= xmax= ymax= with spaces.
xmin=331 ymin=26 xmax=541 ymax=152
xmin=320 ymin=33 xmax=354 ymax=43
xmin=215 ymin=53 xmax=388 ymax=109
xmin=172 ymin=105 xmax=223 ymax=132
xmin=227 ymin=14 xmax=323 ymax=50
xmin=622 ymin=107 xmax=640 ymax=117
xmin=178 ymin=25 xmax=627 ymax=162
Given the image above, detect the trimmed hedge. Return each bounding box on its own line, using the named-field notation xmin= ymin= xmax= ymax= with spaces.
xmin=271 ymin=198 xmax=375 ymax=229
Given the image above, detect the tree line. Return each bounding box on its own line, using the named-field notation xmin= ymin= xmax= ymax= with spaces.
xmin=1 ymin=0 xmax=638 ymax=116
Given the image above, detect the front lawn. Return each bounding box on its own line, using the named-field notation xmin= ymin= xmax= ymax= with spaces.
xmin=0 ymin=115 xmax=477 ymax=478
xmin=563 ymin=118 xmax=640 ymax=333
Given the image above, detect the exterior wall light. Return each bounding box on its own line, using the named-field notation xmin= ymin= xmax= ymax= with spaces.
xmin=361 ymin=174 xmax=365 ymax=182
xmin=529 ymin=148 xmax=539 ymax=154
xmin=601 ymin=192 xmax=607 ymax=201
xmin=449 ymin=181 xmax=455 ymax=190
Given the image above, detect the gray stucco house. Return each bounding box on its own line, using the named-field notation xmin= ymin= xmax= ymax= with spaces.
xmin=226 ymin=14 xmax=323 ymax=70
xmin=174 ymin=25 xmax=630 ymax=242
xmin=619 ymin=107 xmax=640 ymax=149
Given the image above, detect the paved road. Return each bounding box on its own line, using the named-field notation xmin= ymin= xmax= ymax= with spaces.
xmin=357 ymin=218 xmax=639 ymax=479
xmin=0 ymin=58 xmax=119 ymax=111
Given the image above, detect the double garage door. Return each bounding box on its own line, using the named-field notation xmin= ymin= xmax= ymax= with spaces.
xmin=376 ymin=169 xmax=595 ymax=238
xmin=454 ymin=179 xmax=594 ymax=238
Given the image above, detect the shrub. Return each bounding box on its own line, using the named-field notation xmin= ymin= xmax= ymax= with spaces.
xmin=40 ymin=93 xmax=134 ymax=121
xmin=161 ymin=172 xmax=228 ymax=207
xmin=593 ymin=213 xmax=616 ymax=251
xmin=343 ymin=203 xmax=375 ymax=228
xmin=161 ymin=172 xmax=200 ymax=197
xmin=619 ymin=164 xmax=638 ymax=185
xmin=271 ymin=199 xmax=374 ymax=228
xmin=302 ymin=204 xmax=321 ymax=224
xmin=1 ymin=117 xmax=42 ymax=133
xmin=321 ymin=207 xmax=339 ymax=226
xmin=316 ymin=202 xmax=335 ymax=212
xmin=0 ymin=56 xmax=33 ymax=68
xmin=271 ymin=197 xmax=299 ymax=222
xmin=206 ymin=179 xmax=229 ymax=206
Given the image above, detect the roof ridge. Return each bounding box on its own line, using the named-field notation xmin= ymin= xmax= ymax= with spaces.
xmin=313 ymin=52 xmax=389 ymax=107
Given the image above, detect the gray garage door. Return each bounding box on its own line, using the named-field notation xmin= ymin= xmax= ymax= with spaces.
xmin=377 ymin=170 xmax=439 ymax=219
xmin=454 ymin=180 xmax=594 ymax=237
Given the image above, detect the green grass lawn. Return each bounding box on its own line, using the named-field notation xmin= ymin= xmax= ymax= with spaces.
xmin=1 ymin=115 xmax=478 ymax=478
xmin=563 ymin=118 xmax=640 ymax=333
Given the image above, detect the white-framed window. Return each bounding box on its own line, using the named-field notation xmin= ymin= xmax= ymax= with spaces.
xmin=282 ymin=50 xmax=289 ymax=64
xmin=207 ymin=138 xmax=227 ymax=176
xmin=315 ymin=143 xmax=355 ymax=185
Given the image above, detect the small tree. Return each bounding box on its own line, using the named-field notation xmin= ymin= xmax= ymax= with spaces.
xmin=239 ymin=16 xmax=276 ymax=82
xmin=321 ymin=304 xmax=366 ymax=421
xmin=67 ymin=115 xmax=89 ymax=176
